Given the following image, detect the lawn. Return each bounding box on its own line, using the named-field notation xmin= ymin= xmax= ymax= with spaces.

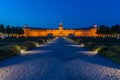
xmin=0 ymin=37 xmax=54 ymax=61
xmin=0 ymin=44 xmax=11 ymax=47
xmin=70 ymin=37 xmax=120 ymax=44
xmin=69 ymin=37 xmax=120 ymax=64
xmin=0 ymin=37 xmax=53 ymax=43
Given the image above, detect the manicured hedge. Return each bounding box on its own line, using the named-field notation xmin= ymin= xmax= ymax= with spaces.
xmin=84 ymin=43 xmax=106 ymax=52
xmin=0 ymin=41 xmax=38 ymax=61
xmin=69 ymin=37 xmax=120 ymax=64
xmin=69 ymin=37 xmax=120 ymax=46
xmin=0 ymin=37 xmax=53 ymax=61
xmin=0 ymin=37 xmax=54 ymax=45
xmin=98 ymin=46 xmax=120 ymax=64
xmin=0 ymin=45 xmax=21 ymax=60
xmin=19 ymin=41 xmax=38 ymax=51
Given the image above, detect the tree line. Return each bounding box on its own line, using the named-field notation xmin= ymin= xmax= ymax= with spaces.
xmin=0 ymin=24 xmax=24 ymax=38
xmin=97 ymin=24 xmax=120 ymax=38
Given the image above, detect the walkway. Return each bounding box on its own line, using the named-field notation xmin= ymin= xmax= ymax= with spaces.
xmin=0 ymin=37 xmax=120 ymax=80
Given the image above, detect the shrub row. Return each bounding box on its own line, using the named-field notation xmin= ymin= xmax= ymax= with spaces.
xmin=99 ymin=46 xmax=120 ymax=64
xmin=0 ymin=45 xmax=21 ymax=60
xmin=0 ymin=41 xmax=38 ymax=61
xmin=0 ymin=37 xmax=54 ymax=43
xmin=69 ymin=37 xmax=120 ymax=44
xmin=85 ymin=44 xmax=105 ymax=52
xmin=0 ymin=38 xmax=53 ymax=61
xmin=20 ymin=41 xmax=39 ymax=51
xmin=82 ymin=42 xmax=120 ymax=64
xmin=69 ymin=37 xmax=120 ymax=64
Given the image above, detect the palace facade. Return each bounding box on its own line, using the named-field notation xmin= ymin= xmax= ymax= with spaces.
xmin=23 ymin=21 xmax=98 ymax=37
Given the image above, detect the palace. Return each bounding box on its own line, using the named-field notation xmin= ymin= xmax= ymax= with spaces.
xmin=23 ymin=21 xmax=98 ymax=37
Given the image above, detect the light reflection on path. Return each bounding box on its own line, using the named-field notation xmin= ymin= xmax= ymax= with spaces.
xmin=0 ymin=37 xmax=120 ymax=80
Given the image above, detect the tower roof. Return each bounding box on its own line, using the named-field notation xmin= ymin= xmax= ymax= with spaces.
xmin=60 ymin=20 xmax=62 ymax=25
xmin=59 ymin=20 xmax=63 ymax=30
xmin=93 ymin=24 xmax=97 ymax=28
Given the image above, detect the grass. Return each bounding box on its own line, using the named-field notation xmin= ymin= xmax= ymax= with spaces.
xmin=0 ymin=44 xmax=11 ymax=47
xmin=0 ymin=37 xmax=54 ymax=47
xmin=99 ymin=46 xmax=120 ymax=64
xmin=0 ymin=45 xmax=21 ymax=61
xmin=0 ymin=37 xmax=54 ymax=61
xmin=19 ymin=41 xmax=38 ymax=51
xmin=0 ymin=37 xmax=53 ymax=43
xmin=69 ymin=37 xmax=120 ymax=44
xmin=69 ymin=37 xmax=120 ymax=64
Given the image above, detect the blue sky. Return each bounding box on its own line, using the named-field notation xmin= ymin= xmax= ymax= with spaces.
xmin=0 ymin=0 xmax=120 ymax=28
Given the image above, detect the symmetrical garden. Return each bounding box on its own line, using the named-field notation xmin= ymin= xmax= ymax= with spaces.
xmin=0 ymin=37 xmax=53 ymax=61
xmin=69 ymin=37 xmax=120 ymax=64
xmin=0 ymin=23 xmax=120 ymax=65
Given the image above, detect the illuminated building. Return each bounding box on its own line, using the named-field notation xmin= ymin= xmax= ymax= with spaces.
xmin=23 ymin=21 xmax=98 ymax=37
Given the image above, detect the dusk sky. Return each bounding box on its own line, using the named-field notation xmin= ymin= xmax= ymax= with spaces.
xmin=0 ymin=0 xmax=120 ymax=28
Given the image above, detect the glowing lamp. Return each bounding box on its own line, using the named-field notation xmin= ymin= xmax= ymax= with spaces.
xmin=20 ymin=49 xmax=25 ymax=54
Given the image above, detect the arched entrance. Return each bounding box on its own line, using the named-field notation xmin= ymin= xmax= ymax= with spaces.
xmin=68 ymin=34 xmax=75 ymax=38
xmin=47 ymin=33 xmax=53 ymax=37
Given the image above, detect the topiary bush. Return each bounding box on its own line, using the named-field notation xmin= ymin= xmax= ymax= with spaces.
xmin=0 ymin=45 xmax=21 ymax=61
xmin=20 ymin=41 xmax=38 ymax=51
xmin=38 ymin=39 xmax=44 ymax=44
xmin=0 ymin=37 xmax=54 ymax=61
xmin=92 ymin=45 xmax=105 ymax=52
xmin=98 ymin=46 xmax=120 ymax=64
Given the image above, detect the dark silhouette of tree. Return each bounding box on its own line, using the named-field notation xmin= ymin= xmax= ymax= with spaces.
xmin=109 ymin=27 xmax=113 ymax=37
xmin=14 ymin=27 xmax=24 ymax=38
xmin=0 ymin=24 xmax=25 ymax=38
xmin=97 ymin=25 xmax=111 ymax=37
xmin=0 ymin=24 xmax=5 ymax=33
xmin=105 ymin=26 xmax=110 ymax=37
xmin=5 ymin=25 xmax=11 ymax=34
xmin=111 ymin=24 xmax=120 ymax=38
xmin=11 ymin=26 xmax=15 ymax=37
xmin=97 ymin=24 xmax=120 ymax=38
xmin=97 ymin=25 xmax=107 ymax=37
xmin=18 ymin=27 xmax=24 ymax=35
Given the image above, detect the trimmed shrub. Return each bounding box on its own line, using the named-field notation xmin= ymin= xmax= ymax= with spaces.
xmin=34 ymin=39 xmax=45 ymax=44
xmin=92 ymin=45 xmax=105 ymax=52
xmin=85 ymin=44 xmax=94 ymax=50
xmin=0 ymin=45 xmax=21 ymax=60
xmin=38 ymin=39 xmax=44 ymax=44
xmin=76 ymin=39 xmax=81 ymax=43
xmin=98 ymin=46 xmax=120 ymax=64
xmin=0 ymin=37 xmax=54 ymax=61
xmin=68 ymin=37 xmax=120 ymax=64
xmin=20 ymin=41 xmax=38 ymax=50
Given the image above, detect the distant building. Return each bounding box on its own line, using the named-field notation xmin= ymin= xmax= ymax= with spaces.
xmin=23 ymin=21 xmax=98 ymax=37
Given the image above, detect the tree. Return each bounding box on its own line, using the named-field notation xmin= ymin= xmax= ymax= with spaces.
xmin=0 ymin=24 xmax=5 ymax=33
xmin=97 ymin=25 xmax=111 ymax=37
xmin=18 ymin=27 xmax=24 ymax=35
xmin=5 ymin=25 xmax=11 ymax=34
xmin=11 ymin=26 xmax=15 ymax=37
xmin=111 ymin=24 xmax=120 ymax=38
xmin=105 ymin=26 xmax=110 ymax=37
xmin=14 ymin=27 xmax=24 ymax=38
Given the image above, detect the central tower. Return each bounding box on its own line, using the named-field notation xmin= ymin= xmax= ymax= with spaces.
xmin=59 ymin=20 xmax=63 ymax=30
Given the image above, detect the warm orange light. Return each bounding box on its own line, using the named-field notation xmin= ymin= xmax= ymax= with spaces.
xmin=23 ymin=22 xmax=98 ymax=37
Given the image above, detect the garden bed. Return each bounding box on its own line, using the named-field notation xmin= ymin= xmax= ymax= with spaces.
xmin=69 ymin=37 xmax=120 ymax=64
xmin=0 ymin=37 xmax=54 ymax=61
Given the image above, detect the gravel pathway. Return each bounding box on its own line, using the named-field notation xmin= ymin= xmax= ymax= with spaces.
xmin=0 ymin=37 xmax=120 ymax=80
